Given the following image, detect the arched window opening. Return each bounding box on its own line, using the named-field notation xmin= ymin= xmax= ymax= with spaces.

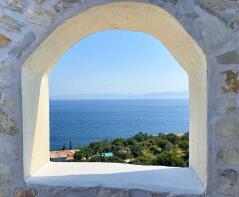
xmin=21 ymin=3 xmax=207 ymax=191
xmin=49 ymin=30 xmax=189 ymax=167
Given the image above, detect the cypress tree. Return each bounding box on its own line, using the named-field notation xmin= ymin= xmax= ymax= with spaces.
xmin=69 ymin=139 xmax=72 ymax=150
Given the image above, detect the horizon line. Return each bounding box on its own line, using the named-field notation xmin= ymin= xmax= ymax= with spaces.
xmin=50 ymin=97 xmax=189 ymax=101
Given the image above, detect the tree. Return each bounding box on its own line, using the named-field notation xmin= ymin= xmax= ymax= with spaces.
xmin=61 ymin=144 xmax=66 ymax=150
xmin=74 ymin=151 xmax=84 ymax=160
xmin=156 ymin=152 xmax=186 ymax=167
xmin=114 ymin=149 xmax=131 ymax=160
xmin=131 ymin=144 xmax=142 ymax=157
xmin=133 ymin=132 xmax=148 ymax=142
xmin=165 ymin=133 xmax=180 ymax=144
xmin=69 ymin=139 xmax=72 ymax=150
xmin=164 ymin=142 xmax=174 ymax=151
xmin=181 ymin=132 xmax=189 ymax=141
xmin=149 ymin=145 xmax=162 ymax=154
xmin=72 ymin=132 xmax=189 ymax=167
xmin=178 ymin=140 xmax=189 ymax=150
xmin=131 ymin=156 xmax=156 ymax=165
xmin=156 ymin=139 xmax=170 ymax=149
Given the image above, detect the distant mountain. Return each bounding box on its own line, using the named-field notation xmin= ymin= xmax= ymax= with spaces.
xmin=50 ymin=91 xmax=189 ymax=100
xmin=142 ymin=91 xmax=189 ymax=99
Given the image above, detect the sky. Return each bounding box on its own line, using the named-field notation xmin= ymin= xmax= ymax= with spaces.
xmin=49 ymin=30 xmax=188 ymax=98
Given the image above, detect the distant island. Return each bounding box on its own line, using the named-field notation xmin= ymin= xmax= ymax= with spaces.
xmin=52 ymin=132 xmax=189 ymax=167
xmin=50 ymin=91 xmax=189 ymax=100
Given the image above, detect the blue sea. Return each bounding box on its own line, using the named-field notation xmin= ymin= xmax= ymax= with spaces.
xmin=50 ymin=99 xmax=189 ymax=151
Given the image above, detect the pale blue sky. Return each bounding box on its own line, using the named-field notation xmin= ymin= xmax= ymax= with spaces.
xmin=49 ymin=30 xmax=188 ymax=98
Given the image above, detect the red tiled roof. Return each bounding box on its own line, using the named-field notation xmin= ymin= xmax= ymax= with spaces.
xmin=50 ymin=149 xmax=79 ymax=160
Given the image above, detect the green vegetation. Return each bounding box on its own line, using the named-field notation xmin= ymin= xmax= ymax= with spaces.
xmin=73 ymin=132 xmax=189 ymax=167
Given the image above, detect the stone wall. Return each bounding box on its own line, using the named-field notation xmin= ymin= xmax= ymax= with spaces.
xmin=0 ymin=0 xmax=239 ymax=196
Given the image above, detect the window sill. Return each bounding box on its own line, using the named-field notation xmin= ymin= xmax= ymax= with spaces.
xmin=25 ymin=162 xmax=204 ymax=195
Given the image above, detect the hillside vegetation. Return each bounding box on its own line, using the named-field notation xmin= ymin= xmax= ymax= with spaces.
xmin=73 ymin=132 xmax=189 ymax=167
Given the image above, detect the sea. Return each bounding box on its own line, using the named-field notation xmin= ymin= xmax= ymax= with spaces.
xmin=50 ymin=99 xmax=189 ymax=151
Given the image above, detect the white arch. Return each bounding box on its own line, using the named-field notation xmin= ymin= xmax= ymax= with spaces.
xmin=22 ymin=2 xmax=207 ymax=190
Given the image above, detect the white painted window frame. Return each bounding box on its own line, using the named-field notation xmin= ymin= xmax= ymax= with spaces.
xmin=22 ymin=2 xmax=207 ymax=194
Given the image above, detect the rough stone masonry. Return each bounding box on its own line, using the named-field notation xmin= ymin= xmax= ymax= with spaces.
xmin=0 ymin=0 xmax=239 ymax=196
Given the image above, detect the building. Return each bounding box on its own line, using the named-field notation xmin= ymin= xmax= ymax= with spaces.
xmin=50 ymin=150 xmax=78 ymax=162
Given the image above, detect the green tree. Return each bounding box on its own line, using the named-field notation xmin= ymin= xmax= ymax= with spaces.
xmin=131 ymin=156 xmax=156 ymax=165
xmin=61 ymin=144 xmax=66 ymax=150
xmin=164 ymin=142 xmax=174 ymax=151
xmin=178 ymin=140 xmax=189 ymax=150
xmin=69 ymin=140 xmax=72 ymax=150
xmin=72 ymin=132 xmax=189 ymax=167
xmin=182 ymin=132 xmax=189 ymax=141
xmin=149 ymin=145 xmax=162 ymax=154
xmin=131 ymin=144 xmax=142 ymax=157
xmin=156 ymin=152 xmax=186 ymax=167
xmin=165 ymin=133 xmax=180 ymax=144
xmin=156 ymin=139 xmax=170 ymax=149
xmin=133 ymin=132 xmax=148 ymax=142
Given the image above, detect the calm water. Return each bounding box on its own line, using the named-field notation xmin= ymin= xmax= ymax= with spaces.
xmin=50 ymin=99 xmax=189 ymax=150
